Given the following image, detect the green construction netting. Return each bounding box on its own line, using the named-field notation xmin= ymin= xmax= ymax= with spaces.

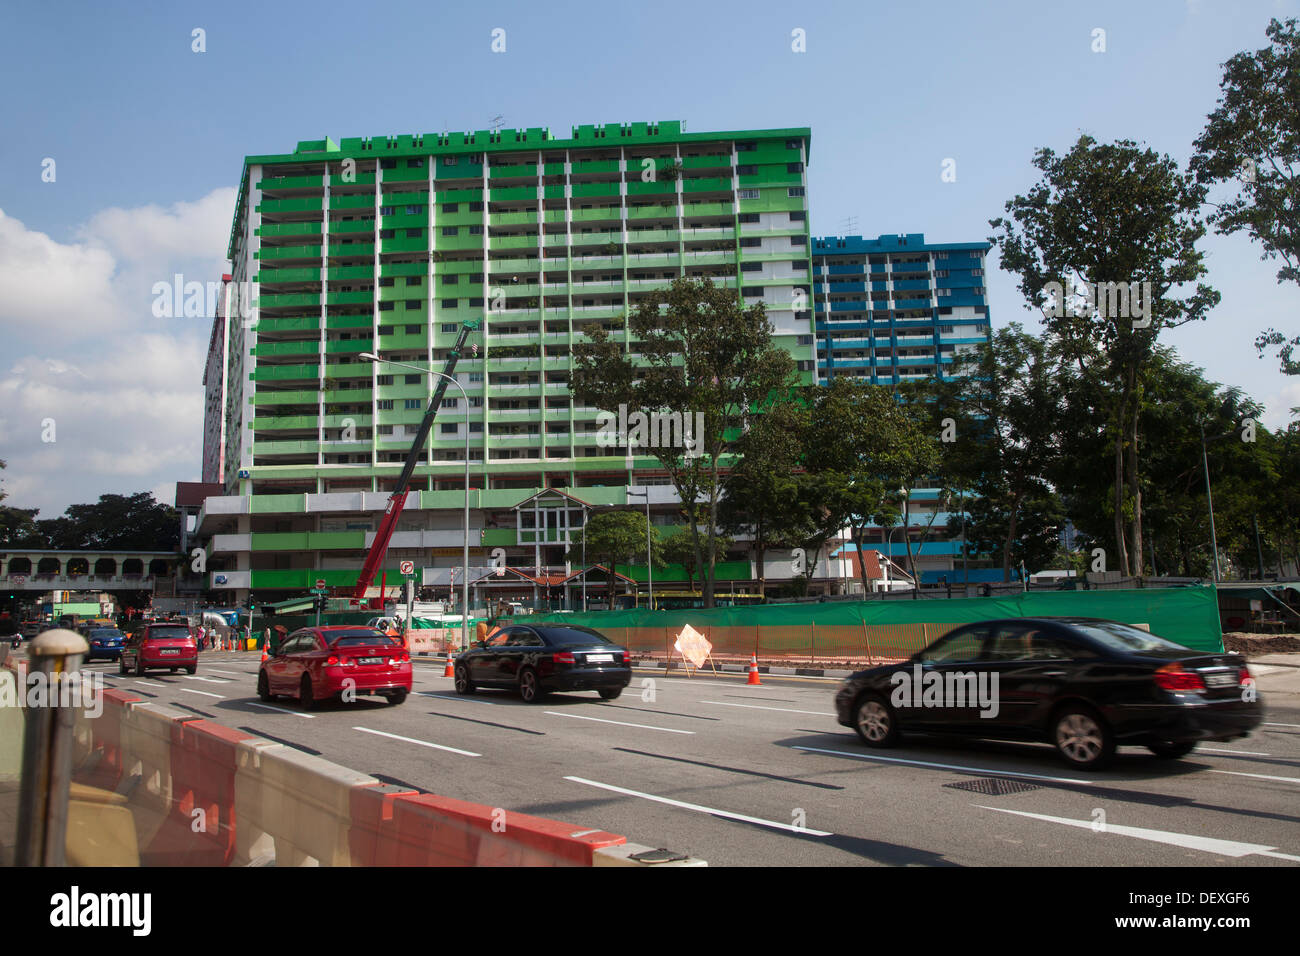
xmin=522 ymin=586 xmax=1225 ymax=657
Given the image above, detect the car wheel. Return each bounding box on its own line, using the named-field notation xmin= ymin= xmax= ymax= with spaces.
xmin=134 ymin=657 xmax=144 ymax=677
xmin=118 ymin=657 xmax=126 ymax=675
xmin=454 ymin=665 xmax=476 ymax=695
xmin=170 ymin=668 xmax=178 ymax=674
xmin=518 ymin=667 xmax=542 ymax=704
xmin=185 ymin=665 xmax=196 ymax=675
xmin=1053 ymin=705 xmax=1115 ymax=770
xmin=300 ymin=674 xmax=317 ymax=711
xmin=386 ymin=688 xmax=408 ymax=706
xmin=598 ymin=687 xmax=622 ymax=700
xmin=1147 ymin=740 xmax=1197 ymax=759
xmin=853 ymin=693 xmax=900 ymax=747
xmin=257 ymin=671 xmax=272 ymax=702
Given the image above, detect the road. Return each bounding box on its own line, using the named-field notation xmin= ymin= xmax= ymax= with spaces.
xmin=78 ymin=652 xmax=1300 ymax=867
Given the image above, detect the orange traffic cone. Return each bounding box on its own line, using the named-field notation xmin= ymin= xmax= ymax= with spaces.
xmin=260 ymin=639 xmax=269 ymax=663
xmin=747 ymin=653 xmax=761 ymax=685
xmin=444 ymin=650 xmax=455 ymax=678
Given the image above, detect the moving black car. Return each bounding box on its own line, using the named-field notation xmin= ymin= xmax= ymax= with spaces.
xmin=833 ymin=617 xmax=1262 ymax=770
xmin=454 ymin=623 xmax=631 ymax=702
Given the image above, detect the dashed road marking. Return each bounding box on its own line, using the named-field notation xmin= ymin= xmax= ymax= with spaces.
xmin=544 ymin=711 xmax=694 ymax=734
xmin=353 ymin=726 xmax=480 ymax=757
xmin=789 ymin=745 xmax=1090 ymax=784
xmin=699 ymin=700 xmax=835 ymax=716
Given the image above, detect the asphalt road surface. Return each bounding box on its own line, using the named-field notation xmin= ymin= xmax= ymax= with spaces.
xmin=81 ymin=652 xmax=1300 ymax=867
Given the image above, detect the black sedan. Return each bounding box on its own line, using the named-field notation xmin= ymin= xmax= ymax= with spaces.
xmin=834 ymin=617 xmax=1262 ymax=770
xmin=454 ymin=623 xmax=631 ymax=703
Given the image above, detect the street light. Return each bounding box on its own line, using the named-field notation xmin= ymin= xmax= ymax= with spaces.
xmin=1199 ymin=420 xmax=1222 ymax=583
xmin=360 ymin=353 xmax=473 ymax=652
xmin=626 ymin=488 xmax=653 ymax=610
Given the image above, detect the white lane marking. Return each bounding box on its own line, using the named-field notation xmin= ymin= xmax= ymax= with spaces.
xmin=203 ymin=669 xmax=243 ymax=677
xmin=419 ymin=691 xmax=498 ymax=706
xmin=1198 ymin=746 xmax=1271 ymax=756
xmin=544 ymin=711 xmax=694 ymax=734
xmin=1207 ymin=768 xmax=1300 ymax=784
xmin=565 ymin=776 xmax=831 ymax=836
xmin=182 ymin=675 xmax=231 ymax=684
xmin=790 ymin=745 xmax=1091 ymax=784
xmin=244 ymin=702 xmax=315 ymax=718
xmin=1263 ymin=721 xmax=1300 ymax=728
xmin=353 ymin=726 xmax=480 ymax=757
xmin=657 ymin=679 xmax=775 ymax=689
xmin=180 ymin=688 xmax=225 ymax=699
xmin=976 ymin=805 xmax=1300 ymax=861
xmin=133 ymin=680 xmax=166 ymax=688
xmin=699 ymin=700 xmax=835 ymax=717
xmin=651 ymin=674 xmax=842 ymax=684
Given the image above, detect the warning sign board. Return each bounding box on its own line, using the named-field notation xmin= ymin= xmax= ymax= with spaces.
xmin=673 ymin=624 xmax=712 ymax=670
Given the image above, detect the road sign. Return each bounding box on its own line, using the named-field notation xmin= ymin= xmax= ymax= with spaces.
xmin=399 ymin=561 xmax=414 ymax=576
xmin=315 ymin=578 xmax=326 ymax=589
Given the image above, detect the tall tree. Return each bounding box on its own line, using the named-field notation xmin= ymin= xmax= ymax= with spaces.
xmin=1191 ymin=17 xmax=1300 ymax=375
xmin=990 ymin=135 xmax=1219 ymax=576
xmin=570 ymin=277 xmax=796 ymax=607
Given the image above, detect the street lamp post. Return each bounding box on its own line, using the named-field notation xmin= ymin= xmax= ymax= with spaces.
xmin=1199 ymin=421 xmax=1221 ymax=583
xmin=627 ymin=489 xmax=653 ymax=610
xmin=361 ymin=353 xmax=472 ymax=651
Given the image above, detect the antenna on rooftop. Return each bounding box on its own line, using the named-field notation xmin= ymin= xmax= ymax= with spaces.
xmin=839 ymin=215 xmax=859 ymax=236
xmin=489 ymin=114 xmax=505 ymax=134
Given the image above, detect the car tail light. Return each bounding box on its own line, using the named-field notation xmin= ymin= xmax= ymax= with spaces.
xmin=1239 ymin=666 xmax=1252 ymax=684
xmin=621 ymin=651 xmax=630 ymax=664
xmin=326 ymin=655 xmax=340 ymax=666
xmin=1154 ymin=663 xmax=1206 ymax=691
xmin=554 ymin=651 xmax=576 ymax=664
xmin=394 ymin=653 xmax=410 ymax=664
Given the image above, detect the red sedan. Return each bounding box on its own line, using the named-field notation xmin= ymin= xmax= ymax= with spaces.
xmin=119 ymin=622 xmax=198 ymax=675
xmin=257 ymin=626 xmax=411 ymax=708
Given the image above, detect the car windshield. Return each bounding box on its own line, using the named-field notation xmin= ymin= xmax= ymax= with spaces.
xmin=538 ymin=626 xmax=612 ymax=646
xmin=147 ymin=626 xmax=192 ymax=641
xmin=1072 ymin=622 xmax=1190 ymax=653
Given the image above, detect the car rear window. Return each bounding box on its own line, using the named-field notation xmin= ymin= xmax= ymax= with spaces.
xmin=331 ymin=630 xmax=398 ymax=646
xmin=1072 ymin=622 xmax=1190 ymax=653
xmin=537 ymin=626 xmax=613 ymax=646
xmin=146 ymin=626 xmax=193 ymax=641
xmin=89 ymin=629 xmax=124 ymax=639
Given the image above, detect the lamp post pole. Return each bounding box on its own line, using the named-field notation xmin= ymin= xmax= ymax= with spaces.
xmin=628 ymin=489 xmax=653 ymax=610
xmin=1199 ymin=421 xmax=1221 ymax=583
xmin=361 ymin=354 xmax=472 ymax=651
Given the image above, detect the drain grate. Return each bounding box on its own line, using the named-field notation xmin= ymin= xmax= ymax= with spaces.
xmin=944 ymin=776 xmax=1042 ymax=795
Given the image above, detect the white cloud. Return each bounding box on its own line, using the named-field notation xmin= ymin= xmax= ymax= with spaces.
xmin=0 ymin=191 xmax=221 ymax=515
xmin=1261 ymin=378 xmax=1300 ymax=431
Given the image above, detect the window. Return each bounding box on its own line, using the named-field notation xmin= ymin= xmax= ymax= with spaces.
xmin=797 ymin=335 xmax=813 ymax=345
xmin=408 ymin=158 xmax=424 ymax=168
xmin=740 ymin=237 xmax=761 ymax=248
xmin=736 ymin=142 xmax=757 ymax=152
xmin=741 ymin=262 xmax=762 ymax=272
xmin=404 ymin=399 xmax=421 ymax=410
xmin=469 ymin=225 xmax=483 ymax=235
xmin=791 ymin=260 xmax=807 ymax=271
xmin=736 ymin=164 xmax=757 ymax=175
xmin=377 ymin=375 xmax=394 ymax=385
xmin=441 ymin=156 xmax=458 ymax=167
xmin=790 ymin=236 xmax=805 ymax=247
xmin=443 ymin=275 xmax=458 ymax=285
xmin=470 ymin=202 xmax=484 ymax=212
xmin=405 ymin=276 xmax=423 ymax=286
xmin=405 ymin=205 xmax=422 ymax=215
xmin=406 ymin=228 xmax=422 ymax=238
xmin=378 ymin=302 xmax=394 ymax=311
xmin=378 ymin=277 xmax=395 ymax=287
xmin=468 ymin=372 xmax=484 ymax=382
xmin=442 ymin=226 xmax=458 ymax=236
xmin=440 ymin=423 xmax=458 ymax=434
xmin=787 ymin=162 xmax=804 ymax=173
xmin=381 ymin=159 xmax=397 ymax=170
xmin=737 ymin=213 xmax=759 ymax=223
xmin=741 ymin=285 xmax=763 ymax=296
xmin=918 ymin=626 xmax=987 ymax=663
xmin=378 ymin=325 xmax=395 ymax=336
xmin=441 ymin=398 xmax=457 ymax=408
xmin=377 ymin=425 xmax=394 ymax=435
xmin=469 ymin=422 xmax=483 ymax=433
xmin=441 ymin=300 xmax=458 ymax=310
xmin=405 ymin=300 xmax=422 ymax=309
xmin=785 ymin=139 xmax=800 ymax=150
xmin=789 ymin=211 xmax=806 ymax=221
xmin=469 ymin=397 xmax=483 ymax=407
xmin=379 ymin=229 xmax=395 ymax=239
xmin=738 ymin=189 xmax=760 ymax=200
xmin=404 ymin=373 xmax=421 ymax=384
xmin=787 ymin=187 xmax=805 ymax=197
xmin=441 ymin=322 xmax=459 ymax=332
xmin=380 ymin=205 xmax=395 ymax=216
xmin=443 ymin=203 xmax=459 ymax=213
xmin=377 ymin=400 xmax=394 ymax=410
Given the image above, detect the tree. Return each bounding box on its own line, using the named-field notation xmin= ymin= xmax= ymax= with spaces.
xmin=1191 ymin=18 xmax=1300 ymax=375
xmin=662 ymin=527 xmax=732 ymax=594
xmin=718 ymin=397 xmax=808 ymax=597
xmin=990 ymin=135 xmax=1219 ymax=577
xmin=0 ymin=459 xmax=41 ymax=548
xmin=943 ymin=325 xmax=1065 ymax=580
xmin=570 ymin=277 xmax=796 ymax=607
xmin=566 ymin=510 xmax=662 ymax=606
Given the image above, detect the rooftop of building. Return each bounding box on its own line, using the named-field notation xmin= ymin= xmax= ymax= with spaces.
xmin=812 ymin=233 xmax=991 ymax=255
xmin=230 ymin=120 xmax=813 ymax=257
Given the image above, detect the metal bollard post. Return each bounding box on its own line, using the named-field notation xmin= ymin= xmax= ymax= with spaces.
xmin=15 ymin=628 xmax=89 ymax=867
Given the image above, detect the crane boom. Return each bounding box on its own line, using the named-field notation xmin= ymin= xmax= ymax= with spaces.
xmin=352 ymin=318 xmax=480 ymax=604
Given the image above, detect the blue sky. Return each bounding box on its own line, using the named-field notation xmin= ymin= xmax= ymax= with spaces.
xmin=1 ymin=0 xmax=1297 ymax=515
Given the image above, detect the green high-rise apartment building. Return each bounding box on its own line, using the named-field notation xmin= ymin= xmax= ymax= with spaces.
xmin=197 ymin=121 xmax=814 ymax=606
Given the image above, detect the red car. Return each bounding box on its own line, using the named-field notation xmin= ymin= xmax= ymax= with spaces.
xmin=257 ymin=626 xmax=411 ymax=709
xmin=119 ymin=622 xmax=198 ymax=675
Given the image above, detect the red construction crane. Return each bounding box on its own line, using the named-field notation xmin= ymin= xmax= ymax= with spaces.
xmin=353 ymin=318 xmax=480 ymax=606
